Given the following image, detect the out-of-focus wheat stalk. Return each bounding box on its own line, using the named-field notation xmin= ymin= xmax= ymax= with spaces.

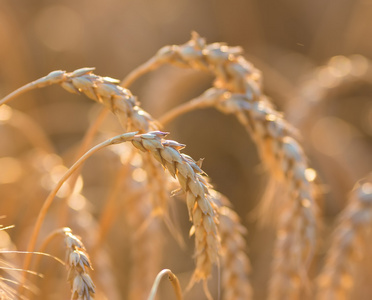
xmin=147 ymin=269 xmax=183 ymax=300
xmin=211 ymin=190 xmax=252 ymax=300
xmin=120 ymin=32 xmax=318 ymax=298
xmin=316 ymin=173 xmax=372 ymax=300
xmin=0 ymin=105 xmax=55 ymax=153
xmin=287 ymin=55 xmax=371 ymax=127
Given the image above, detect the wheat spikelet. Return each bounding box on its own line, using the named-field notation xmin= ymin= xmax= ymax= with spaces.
xmin=210 ymin=191 xmax=252 ymax=300
xmin=121 ymin=33 xmax=318 ymax=298
xmin=316 ymin=173 xmax=372 ymax=300
xmin=62 ymin=227 xmax=95 ymax=300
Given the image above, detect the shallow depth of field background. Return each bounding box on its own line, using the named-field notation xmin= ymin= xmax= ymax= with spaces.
xmin=1 ymin=0 xmax=372 ymax=299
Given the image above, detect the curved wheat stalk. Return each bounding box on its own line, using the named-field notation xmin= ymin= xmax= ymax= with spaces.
xmin=147 ymin=269 xmax=182 ymax=300
xmin=316 ymin=173 xmax=372 ymax=300
xmin=120 ymin=32 xmax=319 ymax=298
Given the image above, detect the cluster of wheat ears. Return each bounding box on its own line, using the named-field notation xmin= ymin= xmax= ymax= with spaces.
xmin=0 ymin=33 xmax=371 ymax=300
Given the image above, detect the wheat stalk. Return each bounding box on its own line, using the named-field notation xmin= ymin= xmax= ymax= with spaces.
xmin=147 ymin=269 xmax=182 ymax=300
xmin=316 ymin=173 xmax=372 ymax=300
xmin=120 ymin=32 xmax=318 ymax=298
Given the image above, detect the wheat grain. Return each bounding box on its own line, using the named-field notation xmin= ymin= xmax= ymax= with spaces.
xmin=316 ymin=173 xmax=372 ymax=300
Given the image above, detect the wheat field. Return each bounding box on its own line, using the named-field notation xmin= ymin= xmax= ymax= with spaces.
xmin=0 ymin=1 xmax=372 ymax=300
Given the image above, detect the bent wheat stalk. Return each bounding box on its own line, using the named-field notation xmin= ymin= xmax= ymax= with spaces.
xmin=147 ymin=269 xmax=182 ymax=300
xmin=120 ymin=32 xmax=319 ymax=299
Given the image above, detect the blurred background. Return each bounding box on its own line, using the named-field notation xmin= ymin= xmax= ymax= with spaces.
xmin=1 ymin=0 xmax=372 ymax=299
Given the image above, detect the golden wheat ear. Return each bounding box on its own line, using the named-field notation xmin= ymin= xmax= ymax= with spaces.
xmin=62 ymin=228 xmax=95 ymax=300
xmin=316 ymin=173 xmax=372 ymax=300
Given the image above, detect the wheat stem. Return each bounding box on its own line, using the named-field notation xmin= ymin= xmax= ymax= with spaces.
xmin=158 ymin=89 xmax=225 ymax=126
xmin=120 ymin=56 xmax=161 ymax=88
xmin=0 ymin=70 xmax=66 ymax=106
xmin=147 ymin=269 xmax=183 ymax=300
xmin=92 ymin=157 xmax=133 ymax=255
xmin=58 ymin=107 xmax=110 ymax=227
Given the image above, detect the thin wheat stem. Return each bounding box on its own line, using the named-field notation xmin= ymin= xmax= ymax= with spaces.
xmin=32 ymin=228 xmax=67 ymax=272
xmin=0 ymin=71 xmax=66 ymax=106
xmin=158 ymin=89 xmax=225 ymax=126
xmin=1 ymin=106 xmax=55 ymax=153
xmin=120 ymin=56 xmax=160 ymax=88
xmin=147 ymin=269 xmax=183 ymax=300
xmin=0 ymin=82 xmax=39 ymax=106
xmin=58 ymin=106 xmax=110 ymax=226
xmin=92 ymin=157 xmax=133 ymax=254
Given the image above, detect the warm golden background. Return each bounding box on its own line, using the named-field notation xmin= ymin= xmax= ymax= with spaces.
xmin=1 ymin=0 xmax=372 ymax=299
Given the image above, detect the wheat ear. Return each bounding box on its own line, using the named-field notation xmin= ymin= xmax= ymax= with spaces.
xmin=62 ymin=228 xmax=95 ymax=300
xmin=316 ymin=174 xmax=372 ymax=300
xmin=129 ymin=131 xmax=220 ymax=283
xmin=120 ymin=33 xmax=318 ymax=298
